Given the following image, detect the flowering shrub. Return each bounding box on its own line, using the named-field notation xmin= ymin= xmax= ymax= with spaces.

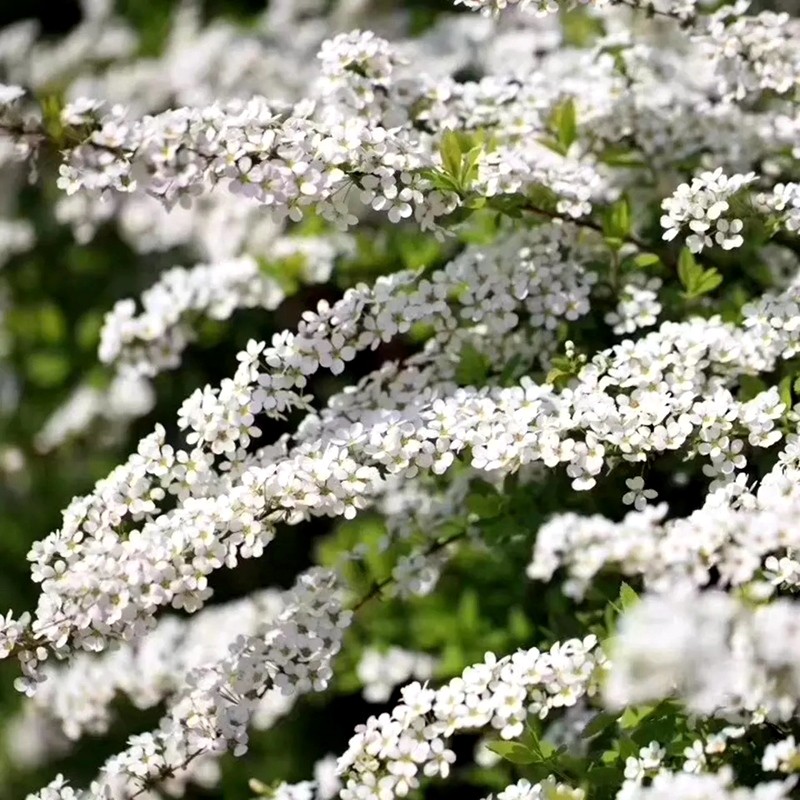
xmin=1 ymin=0 xmax=800 ymax=798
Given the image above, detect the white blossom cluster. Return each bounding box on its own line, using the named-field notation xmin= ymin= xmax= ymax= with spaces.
xmin=18 ymin=589 xmax=287 ymax=741
xmin=698 ymin=3 xmax=800 ymax=101
xmin=485 ymin=769 xmax=793 ymax=800
xmin=0 ymin=223 xmax=598 ymax=676
xmin=615 ymin=768 xmax=793 ymax=800
xmin=527 ymin=437 xmax=800 ymax=598
xmin=16 ymin=25 xmax=611 ymax=230
xmin=99 ymin=235 xmax=351 ymax=378
xmin=453 ymin=0 xmax=559 ymax=14
xmin=454 ymin=0 xmax=638 ymax=16
xmin=356 ymin=647 xmax=437 ymax=703
xmin=0 ymin=19 xmax=626 ymax=229
xmin=100 ymin=257 xmax=281 ymax=377
xmin=621 ymin=741 xmax=667 ymax=783
xmin=3 ymin=0 xmax=800 ymax=797
xmin=678 ymin=728 xmax=752 ymax=775
xmin=757 ymin=183 xmax=800 ymax=235
xmin=605 ymin=590 xmax=800 ymax=721
xmin=258 ymin=756 xmax=342 ymax=800
xmin=482 ymin=778 xmax=584 ymax=800
xmin=338 ymin=636 xmax=602 ymax=800
xmin=660 ymin=169 xmax=755 ymax=253
xmin=9 ymin=243 xmax=800 ymax=691
xmin=454 ymin=0 xmax=705 ymax=20
xmin=763 ymin=737 xmax=800 ymax=775
xmin=604 ymin=275 xmax=662 ymax=336
xmin=25 ymin=568 xmax=350 ymax=800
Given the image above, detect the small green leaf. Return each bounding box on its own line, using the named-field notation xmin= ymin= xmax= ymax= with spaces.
xmin=603 ymin=196 xmax=632 ymax=248
xmin=677 ymin=249 xmax=722 ymax=299
xmin=693 ymin=267 xmax=723 ymax=296
xmin=632 ymin=252 xmax=661 ymax=268
xmin=739 ymin=374 xmax=767 ymax=402
xmin=779 ymin=375 xmax=793 ymax=410
xmin=499 ymin=353 xmax=524 ymax=386
xmin=439 ymin=130 xmax=464 ymax=181
xmin=459 ymin=145 xmax=484 ymax=190
xmin=600 ymin=147 xmax=646 ymax=167
xmin=581 ymin=711 xmax=619 ymax=740
xmin=537 ymin=740 xmax=559 ymax=759
xmin=553 ymin=97 xmax=578 ymax=152
xmin=546 ymin=367 xmax=572 ymax=389
xmin=466 ymin=491 xmax=505 ymax=519
xmin=618 ymin=736 xmax=639 ymax=759
xmin=486 ymin=741 xmax=536 ymax=765
xmin=456 ymin=342 xmax=491 ymax=385
xmin=677 ymin=248 xmax=698 ymax=291
xmin=619 ymin=707 xmax=644 ymax=730
xmin=619 ymin=582 xmax=639 ymax=612
xmin=420 ymin=168 xmax=460 ymax=194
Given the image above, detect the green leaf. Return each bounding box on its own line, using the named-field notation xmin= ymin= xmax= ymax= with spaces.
xmin=600 ymin=147 xmax=646 ymax=167
xmin=439 ymin=130 xmax=464 ymax=182
xmin=678 ymin=249 xmax=723 ymax=299
xmin=779 ymin=375 xmax=793 ymax=410
xmin=39 ymin=92 xmax=67 ymax=146
xmin=585 ymin=766 xmax=622 ymax=786
xmin=485 ymin=741 xmax=536 ymax=765
xmin=562 ymin=8 xmax=605 ymax=46
xmin=693 ymin=267 xmax=723 ymax=296
xmin=520 ymin=723 xmax=542 ymax=751
xmin=581 ymin=711 xmax=619 ymax=740
xmin=546 ymin=367 xmax=572 ymax=389
xmin=499 ymin=353 xmax=524 ymax=386
xmin=619 ymin=707 xmax=645 ymax=730
xmin=527 ymin=184 xmax=560 ymax=213
xmin=619 ymin=582 xmax=639 ymax=612
xmin=456 ymin=342 xmax=491 ymax=385
xmin=739 ymin=374 xmax=767 ymax=402
xmin=632 ymin=252 xmax=661 ymax=268
xmin=677 ymin=248 xmax=698 ymax=291
xmin=603 ymin=196 xmax=632 ymax=248
xmin=419 ymin=168 xmax=460 ymax=194
xmin=436 ymin=131 xmax=486 ymax=195
xmin=617 ymin=735 xmax=639 ymax=759
xmin=467 ymin=491 xmax=505 ymax=519
xmin=553 ymin=97 xmax=578 ymax=152
xmin=460 ymin=145 xmax=484 ymax=190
